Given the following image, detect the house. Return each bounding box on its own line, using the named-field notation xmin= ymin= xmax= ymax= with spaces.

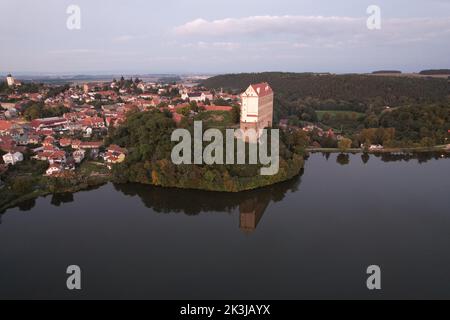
xmin=35 ymin=128 xmax=54 ymax=136
xmin=73 ymin=149 xmax=86 ymax=164
xmin=0 ymin=120 xmax=12 ymax=134
xmin=104 ymin=152 xmax=126 ymax=165
xmin=4 ymin=109 xmax=18 ymax=119
xmin=59 ymin=138 xmax=72 ymax=148
xmin=71 ymin=139 xmax=82 ymax=149
xmin=104 ymin=144 xmax=127 ymax=167
xmin=107 ymin=144 xmax=127 ymax=154
xmin=3 ymin=152 xmax=24 ymax=165
xmin=43 ymin=143 xmax=59 ymax=152
xmin=79 ymin=141 xmax=103 ymax=149
xmin=34 ymin=151 xmax=54 ymax=161
xmin=27 ymin=135 xmax=41 ymax=145
xmin=48 ymin=150 xmax=67 ymax=164
xmin=43 ymin=136 xmax=56 ymax=147
xmin=240 ymin=83 xmax=274 ymax=141
xmin=31 ymin=117 xmax=68 ymax=130
xmin=369 ymin=144 xmax=384 ymax=151
xmin=63 ymin=112 xmax=82 ymax=121
xmin=185 ymin=92 xmax=214 ymax=103
xmin=46 ymin=164 xmax=63 ymax=176
xmin=82 ymin=116 xmax=105 ymax=129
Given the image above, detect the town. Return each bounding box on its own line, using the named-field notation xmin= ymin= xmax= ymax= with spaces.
xmin=0 ymin=74 xmax=242 ymax=179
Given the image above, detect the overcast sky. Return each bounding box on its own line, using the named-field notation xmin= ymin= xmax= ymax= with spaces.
xmin=1 ymin=0 xmax=450 ymax=74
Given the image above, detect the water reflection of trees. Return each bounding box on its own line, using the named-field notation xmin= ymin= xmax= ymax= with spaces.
xmin=372 ymin=152 xmax=449 ymax=164
xmin=317 ymin=151 xmax=449 ymax=165
xmin=113 ymin=172 xmax=303 ymax=217
xmin=336 ymin=154 xmax=350 ymax=166
xmin=50 ymin=193 xmax=74 ymax=207
xmin=113 ymin=172 xmax=303 ymax=233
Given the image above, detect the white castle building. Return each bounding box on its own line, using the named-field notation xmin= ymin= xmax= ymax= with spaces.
xmin=240 ymin=82 xmax=274 ymax=138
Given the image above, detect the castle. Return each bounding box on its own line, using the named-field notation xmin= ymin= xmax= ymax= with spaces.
xmin=240 ymin=82 xmax=274 ymax=138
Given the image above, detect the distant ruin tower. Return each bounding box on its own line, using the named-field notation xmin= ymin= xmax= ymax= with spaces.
xmin=240 ymin=82 xmax=274 ymax=139
xmin=6 ymin=74 xmax=15 ymax=87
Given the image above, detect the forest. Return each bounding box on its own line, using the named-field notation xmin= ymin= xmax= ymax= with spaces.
xmin=203 ymin=72 xmax=449 ymax=107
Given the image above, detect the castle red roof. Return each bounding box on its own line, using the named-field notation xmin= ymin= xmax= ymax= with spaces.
xmin=250 ymin=82 xmax=273 ymax=97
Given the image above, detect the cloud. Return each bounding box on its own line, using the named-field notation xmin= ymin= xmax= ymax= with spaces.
xmin=174 ymin=15 xmax=362 ymax=37
xmin=174 ymin=15 xmax=450 ymax=48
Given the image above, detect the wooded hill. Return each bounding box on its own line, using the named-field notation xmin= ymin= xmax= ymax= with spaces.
xmin=203 ymin=72 xmax=450 ymax=107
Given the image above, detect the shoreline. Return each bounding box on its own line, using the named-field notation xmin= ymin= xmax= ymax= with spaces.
xmin=306 ymin=145 xmax=449 ymax=154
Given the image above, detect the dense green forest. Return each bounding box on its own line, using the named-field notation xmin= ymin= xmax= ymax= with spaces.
xmin=378 ymin=105 xmax=450 ymax=146
xmin=203 ymin=72 xmax=449 ymax=107
xmin=106 ymin=110 xmax=307 ymax=192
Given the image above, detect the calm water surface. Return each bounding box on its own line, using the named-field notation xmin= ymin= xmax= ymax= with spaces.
xmin=0 ymin=153 xmax=449 ymax=299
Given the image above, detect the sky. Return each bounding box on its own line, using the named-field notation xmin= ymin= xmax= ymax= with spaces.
xmin=1 ymin=0 xmax=450 ymax=75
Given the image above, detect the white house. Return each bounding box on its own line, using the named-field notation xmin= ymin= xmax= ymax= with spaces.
xmin=73 ymin=149 xmax=86 ymax=164
xmin=3 ymin=152 xmax=23 ymax=165
xmin=46 ymin=164 xmax=63 ymax=176
xmin=185 ymin=92 xmax=214 ymax=103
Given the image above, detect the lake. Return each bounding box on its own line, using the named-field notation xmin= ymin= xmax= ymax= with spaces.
xmin=0 ymin=152 xmax=449 ymax=299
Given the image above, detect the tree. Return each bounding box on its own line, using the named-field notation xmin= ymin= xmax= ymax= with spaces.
xmin=12 ymin=177 xmax=34 ymax=194
xmin=338 ymin=138 xmax=352 ymax=152
xmin=231 ymin=105 xmax=240 ymax=124
xmin=322 ymin=112 xmax=331 ymax=122
xmin=364 ymin=114 xmax=379 ymax=128
xmin=420 ymin=137 xmax=435 ymax=147
xmin=23 ymin=104 xmax=42 ymax=120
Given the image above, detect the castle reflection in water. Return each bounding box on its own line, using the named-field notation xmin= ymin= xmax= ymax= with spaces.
xmin=239 ymin=194 xmax=271 ymax=233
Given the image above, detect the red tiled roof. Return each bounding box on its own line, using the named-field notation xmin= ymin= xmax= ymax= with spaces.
xmin=79 ymin=141 xmax=103 ymax=148
xmin=48 ymin=151 xmax=66 ymax=159
xmin=107 ymin=144 xmax=127 ymax=154
xmin=250 ymin=82 xmax=273 ymax=97
xmin=0 ymin=120 xmax=12 ymax=131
